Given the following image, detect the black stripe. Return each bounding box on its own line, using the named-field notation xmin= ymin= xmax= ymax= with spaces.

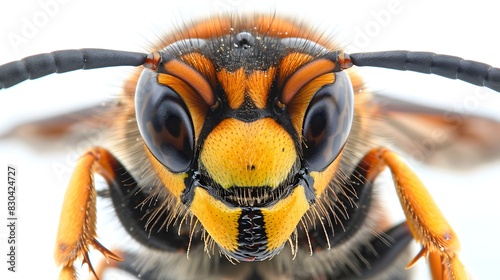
xmin=229 ymin=207 xmax=273 ymax=261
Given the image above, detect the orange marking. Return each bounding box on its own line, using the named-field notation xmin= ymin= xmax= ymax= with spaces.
xmin=280 ymin=58 xmax=337 ymax=104
xmin=447 ymin=255 xmax=468 ymax=280
xmin=162 ymin=59 xmax=215 ymax=106
xmin=55 ymin=152 xmax=96 ymax=266
xmin=286 ymin=73 xmax=335 ymax=135
xmin=428 ymin=250 xmax=443 ymax=280
xmin=247 ymin=67 xmax=276 ymax=109
xmin=59 ymin=266 xmax=77 ymax=280
xmin=356 ymin=148 xmax=464 ymax=279
xmin=379 ymin=149 xmax=460 ymax=257
xmin=216 ymin=67 xmax=277 ymax=110
xmin=157 ymin=73 xmax=208 ymax=137
xmin=278 ymin=52 xmax=314 ymax=89
xmin=54 ymin=147 xmax=123 ymax=280
xmin=216 ymin=68 xmax=246 ymax=109
xmin=427 ymin=250 xmax=468 ymax=280
xmin=181 ymin=52 xmax=217 ymax=89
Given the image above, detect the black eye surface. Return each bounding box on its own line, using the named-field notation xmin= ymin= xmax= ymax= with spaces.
xmin=302 ymin=71 xmax=354 ymax=171
xmin=135 ymin=69 xmax=194 ymax=173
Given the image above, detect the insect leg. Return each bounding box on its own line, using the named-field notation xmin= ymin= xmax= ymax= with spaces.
xmin=363 ymin=148 xmax=467 ymax=280
xmin=89 ymin=250 xmax=148 ymax=280
xmin=90 ymin=249 xmax=124 ymax=280
xmin=54 ymin=147 xmax=123 ymax=280
xmin=91 ymin=251 xmax=160 ymax=280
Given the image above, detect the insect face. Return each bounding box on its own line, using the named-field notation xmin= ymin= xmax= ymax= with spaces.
xmin=2 ymin=1 xmax=500 ymax=280
xmin=131 ymin=17 xmax=356 ymax=262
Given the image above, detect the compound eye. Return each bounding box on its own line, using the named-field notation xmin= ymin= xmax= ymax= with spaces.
xmin=302 ymin=71 xmax=354 ymax=171
xmin=135 ymin=70 xmax=194 ymax=173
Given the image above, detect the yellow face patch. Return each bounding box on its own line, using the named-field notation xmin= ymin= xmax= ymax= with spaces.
xmin=189 ymin=187 xmax=241 ymax=252
xmin=200 ymin=117 xmax=297 ymax=189
xmin=261 ymin=185 xmax=310 ymax=251
xmin=145 ymin=146 xmax=188 ymax=198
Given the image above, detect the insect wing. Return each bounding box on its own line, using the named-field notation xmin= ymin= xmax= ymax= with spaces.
xmin=372 ymin=92 xmax=500 ymax=169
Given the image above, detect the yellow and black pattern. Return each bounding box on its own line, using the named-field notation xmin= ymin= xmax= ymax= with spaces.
xmin=0 ymin=6 xmax=484 ymax=278
xmin=132 ymin=15 xmax=356 ymax=263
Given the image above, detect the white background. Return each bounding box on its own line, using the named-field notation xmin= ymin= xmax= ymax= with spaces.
xmin=1 ymin=0 xmax=500 ymax=279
